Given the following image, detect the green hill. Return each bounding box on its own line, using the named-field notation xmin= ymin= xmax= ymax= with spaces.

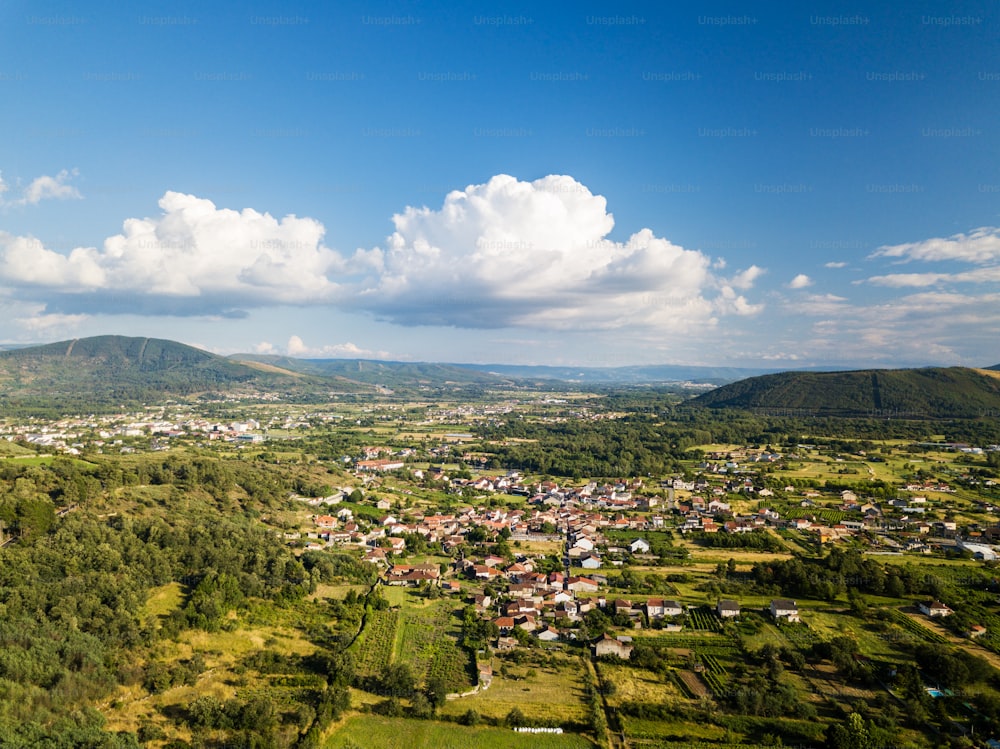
xmin=689 ymin=366 xmax=1000 ymax=417
xmin=0 ymin=335 xmax=321 ymax=413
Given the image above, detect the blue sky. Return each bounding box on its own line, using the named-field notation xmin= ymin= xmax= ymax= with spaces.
xmin=1 ymin=0 xmax=998 ymax=368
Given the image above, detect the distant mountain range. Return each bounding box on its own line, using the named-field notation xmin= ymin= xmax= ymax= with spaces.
xmin=453 ymin=362 xmax=777 ymax=385
xmin=690 ymin=366 xmax=1000 ymax=418
xmin=230 ymin=355 xmax=776 ymax=388
xmin=1 ymin=336 xmax=999 ymax=418
xmin=232 ymin=354 xmax=509 ymax=388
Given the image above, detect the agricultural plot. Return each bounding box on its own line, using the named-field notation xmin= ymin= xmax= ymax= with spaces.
xmin=634 ymin=633 xmax=733 ymax=651
xmin=395 ymin=603 xmax=475 ymax=692
xmin=686 ymin=607 xmax=723 ymax=632
xmin=620 ymin=716 xmax=728 ymax=744
xmin=354 ymin=609 xmax=400 ymax=678
xmin=438 ymin=656 xmax=590 ymax=725
xmin=784 ymin=507 xmax=847 ymax=525
xmin=885 ymin=609 xmax=949 ymax=644
xmin=600 ymin=663 xmax=682 ymax=705
xmin=697 ymin=653 xmax=731 ymax=696
xmin=675 ymin=670 xmax=710 ymax=698
xmin=778 ymin=623 xmax=823 ymax=652
xmin=325 ymin=715 xmax=594 ymax=749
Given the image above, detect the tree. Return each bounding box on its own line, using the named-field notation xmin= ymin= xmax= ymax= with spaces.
xmin=504 ymin=707 xmax=527 ymax=727
xmin=826 ymin=712 xmax=887 ymax=749
xmin=378 ymin=663 xmax=416 ymax=698
xmin=424 ymin=676 xmax=449 ymax=710
xmin=408 ymin=691 xmax=433 ymax=719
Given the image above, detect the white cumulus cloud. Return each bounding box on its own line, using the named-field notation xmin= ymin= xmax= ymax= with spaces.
xmin=0 ymin=174 xmax=765 ymax=336
xmin=0 ymin=191 xmax=345 ymax=316
xmin=788 ymin=274 xmax=813 ymax=289
xmin=349 ymin=174 xmax=761 ymax=330
xmin=286 ymin=335 xmax=391 ymax=359
xmin=729 ymin=264 xmax=765 ymax=290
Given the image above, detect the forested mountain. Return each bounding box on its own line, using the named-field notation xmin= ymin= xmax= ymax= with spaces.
xmin=690 ymin=366 xmax=1000 ymax=417
xmin=0 ymin=336 xmax=338 ymax=413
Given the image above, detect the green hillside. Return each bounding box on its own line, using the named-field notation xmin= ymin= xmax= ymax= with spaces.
xmin=0 ymin=335 xmax=319 ymax=412
xmin=690 ymin=366 xmax=1000 ymax=417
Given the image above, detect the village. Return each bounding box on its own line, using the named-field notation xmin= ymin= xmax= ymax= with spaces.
xmin=282 ymin=439 xmax=1000 ymax=664
xmin=6 ymin=395 xmax=1000 ymax=746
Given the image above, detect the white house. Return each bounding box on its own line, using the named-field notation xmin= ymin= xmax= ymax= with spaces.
xmin=717 ymin=599 xmax=740 ymax=618
xmin=593 ymin=634 xmax=633 ymax=659
xmin=918 ymin=600 xmax=953 ymax=618
xmin=661 ymin=600 xmax=684 ymax=617
xmin=537 ymin=627 xmax=560 ymax=642
xmin=630 ymin=538 xmax=650 ymax=553
xmin=770 ymin=599 xmax=800 ymax=623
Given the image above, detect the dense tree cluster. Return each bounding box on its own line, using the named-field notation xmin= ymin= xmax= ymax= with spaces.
xmin=0 ymin=452 xmax=366 ymax=746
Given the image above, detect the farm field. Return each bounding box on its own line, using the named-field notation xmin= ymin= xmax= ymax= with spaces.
xmin=437 ymin=656 xmax=591 ymax=725
xmin=600 ymin=663 xmax=682 ymax=705
xmin=323 ymin=716 xmax=595 ymax=749
xmin=620 ymin=715 xmax=730 ymax=744
xmin=394 ymin=601 xmax=475 ymax=692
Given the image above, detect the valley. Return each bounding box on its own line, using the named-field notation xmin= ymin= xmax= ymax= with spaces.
xmin=2 ymin=338 xmax=1000 ymax=747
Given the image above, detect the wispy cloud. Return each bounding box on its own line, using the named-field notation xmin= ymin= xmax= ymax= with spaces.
xmin=793 ymin=291 xmax=1000 ymax=365
xmin=868 ymin=267 xmax=1000 ymax=287
xmin=785 ymin=293 xmax=849 ymax=316
xmin=0 ymin=169 xmax=82 ymax=207
xmin=870 ymin=226 xmax=1000 ymax=265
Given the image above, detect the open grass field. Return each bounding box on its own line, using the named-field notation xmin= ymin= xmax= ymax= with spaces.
xmin=687 ymin=443 xmax=745 ymax=454
xmin=739 ymin=622 xmax=791 ymax=651
xmin=2 ymin=454 xmax=99 ymax=467
xmin=620 ymin=715 xmax=728 ymax=743
xmin=324 ymin=715 xmax=595 ymax=749
xmin=144 ymin=581 xmax=185 ymax=618
xmin=0 ymin=440 xmax=40 ymax=456
xmin=678 ymin=542 xmax=796 ymax=565
xmin=438 ymin=656 xmax=590 ymax=725
xmin=310 ymin=582 xmax=369 ymax=601
xmin=600 ymin=663 xmax=681 ymax=706
xmin=514 ymin=539 xmax=564 ymax=556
